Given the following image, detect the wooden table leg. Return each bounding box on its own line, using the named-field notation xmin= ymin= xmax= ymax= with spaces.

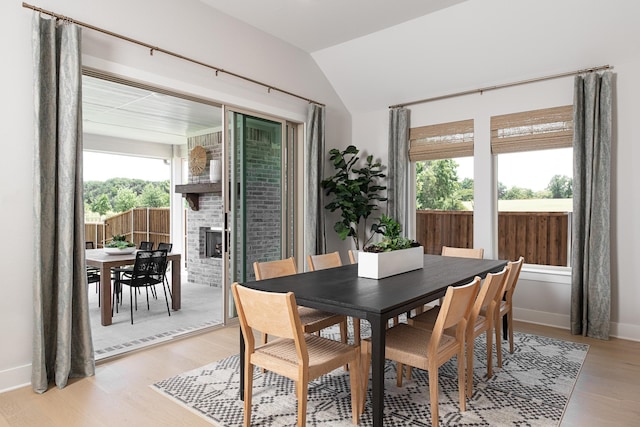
xmin=100 ymin=265 xmax=112 ymax=326
xmin=171 ymin=257 xmax=181 ymax=311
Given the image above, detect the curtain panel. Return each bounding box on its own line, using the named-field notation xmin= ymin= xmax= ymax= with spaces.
xmin=303 ymin=104 xmax=326 ymax=263
xmin=387 ymin=107 xmax=410 ymax=236
xmin=571 ymin=71 xmax=613 ymax=340
xmin=32 ymin=13 xmax=94 ymax=392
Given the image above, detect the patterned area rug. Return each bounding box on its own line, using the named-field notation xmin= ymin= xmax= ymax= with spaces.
xmin=153 ymin=325 xmax=588 ymax=426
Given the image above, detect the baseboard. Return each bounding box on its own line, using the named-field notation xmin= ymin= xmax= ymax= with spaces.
xmin=0 ymin=363 xmax=31 ymax=394
xmin=515 ymin=307 xmax=640 ymax=342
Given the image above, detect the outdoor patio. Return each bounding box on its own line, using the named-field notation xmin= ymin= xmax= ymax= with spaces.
xmin=87 ymin=272 xmax=223 ymax=359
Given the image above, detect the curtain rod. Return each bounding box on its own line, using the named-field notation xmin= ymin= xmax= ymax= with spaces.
xmin=389 ymin=64 xmax=612 ymax=109
xmin=22 ymin=2 xmax=325 ymax=107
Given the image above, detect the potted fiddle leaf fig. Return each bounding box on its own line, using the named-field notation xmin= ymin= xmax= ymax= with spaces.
xmin=359 ymin=215 xmax=424 ymax=279
xmin=321 ymin=145 xmax=387 ymax=250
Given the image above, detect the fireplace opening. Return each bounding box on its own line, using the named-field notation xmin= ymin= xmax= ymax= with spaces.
xmin=204 ymin=228 xmax=223 ymax=258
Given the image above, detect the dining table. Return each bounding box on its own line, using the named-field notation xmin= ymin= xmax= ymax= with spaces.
xmin=238 ymin=253 xmax=507 ymax=427
xmin=85 ymin=248 xmax=182 ymax=326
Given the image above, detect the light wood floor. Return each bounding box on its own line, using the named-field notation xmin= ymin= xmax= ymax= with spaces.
xmin=1 ymin=322 xmax=639 ymax=426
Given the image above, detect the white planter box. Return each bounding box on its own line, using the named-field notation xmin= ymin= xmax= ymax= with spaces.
xmin=357 ymin=246 xmax=424 ymax=279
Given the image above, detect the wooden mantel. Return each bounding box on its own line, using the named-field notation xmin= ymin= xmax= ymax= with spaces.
xmin=175 ymin=183 xmax=222 ymax=211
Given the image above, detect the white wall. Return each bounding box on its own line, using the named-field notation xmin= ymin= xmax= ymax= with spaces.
xmin=322 ymin=0 xmax=640 ymax=341
xmin=0 ymin=0 xmax=350 ymax=392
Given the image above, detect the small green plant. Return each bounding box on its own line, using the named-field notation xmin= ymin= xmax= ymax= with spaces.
xmin=364 ymin=215 xmax=419 ymax=253
xmin=105 ymin=234 xmax=135 ymax=249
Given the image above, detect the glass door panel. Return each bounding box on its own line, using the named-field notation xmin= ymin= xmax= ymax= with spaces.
xmin=225 ymin=110 xmax=293 ymax=319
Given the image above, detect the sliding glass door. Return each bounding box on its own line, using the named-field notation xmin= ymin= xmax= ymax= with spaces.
xmin=224 ymin=110 xmax=297 ymax=318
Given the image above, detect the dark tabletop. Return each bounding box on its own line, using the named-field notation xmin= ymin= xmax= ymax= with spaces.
xmin=241 ymin=254 xmax=507 ymax=321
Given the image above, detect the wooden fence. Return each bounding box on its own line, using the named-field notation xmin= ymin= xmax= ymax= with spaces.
xmin=85 ymin=207 xmax=170 ymax=248
xmin=416 ymin=210 xmax=571 ymax=266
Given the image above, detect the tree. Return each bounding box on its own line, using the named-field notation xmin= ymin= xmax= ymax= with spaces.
xmin=547 ymin=174 xmax=572 ymax=198
xmin=139 ymin=184 xmax=170 ymax=207
xmin=90 ymin=194 xmax=111 ymax=216
xmin=503 ymin=186 xmax=534 ymax=200
xmin=113 ymin=187 xmax=138 ymax=212
xmin=321 ymin=145 xmax=387 ymax=250
xmin=416 ymin=159 xmax=465 ymax=210
xmin=457 ymin=177 xmax=474 ymax=202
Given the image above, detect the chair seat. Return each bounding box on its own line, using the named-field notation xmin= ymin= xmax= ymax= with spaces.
xmin=297 ymin=306 xmax=346 ymax=333
xmin=379 ymin=324 xmax=458 ymax=370
xmin=252 ymin=333 xmax=358 ymax=379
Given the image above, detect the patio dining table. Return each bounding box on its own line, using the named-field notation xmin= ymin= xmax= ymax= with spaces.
xmin=85 ymin=248 xmax=182 ymax=326
xmin=238 ymin=253 xmax=507 ymax=427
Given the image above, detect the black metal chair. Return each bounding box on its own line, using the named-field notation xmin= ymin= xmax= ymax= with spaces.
xmin=114 ymin=250 xmax=171 ymax=324
xmin=85 ymin=241 xmax=101 ymax=304
xmin=156 ymin=243 xmax=173 ymax=299
xmin=139 ymin=241 xmax=154 ymax=250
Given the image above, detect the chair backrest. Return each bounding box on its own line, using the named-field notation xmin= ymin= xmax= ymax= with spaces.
xmin=348 ymin=250 xmax=357 ymax=264
xmin=139 ymin=241 xmax=154 ymax=250
xmin=85 ymin=241 xmax=94 ymax=249
xmin=129 ymin=250 xmax=155 ymax=284
xmin=442 ymin=246 xmax=484 ymax=259
xmin=157 ymin=242 xmax=173 ymax=252
xmin=470 ymin=268 xmax=507 ymax=328
xmin=307 ymin=252 xmax=342 ymax=271
xmin=232 ymin=283 xmax=306 ymax=356
xmin=149 ymin=249 xmax=168 ymax=279
xmin=253 ymin=257 xmax=297 ymax=280
xmin=430 ymin=277 xmax=480 ymax=349
xmin=500 ymin=256 xmax=524 ymax=302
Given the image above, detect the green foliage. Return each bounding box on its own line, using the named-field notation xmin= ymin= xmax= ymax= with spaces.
xmin=321 ymin=145 xmax=387 ymax=250
xmin=365 ymin=215 xmax=419 ymax=253
xmin=84 ymin=178 xmax=170 ymax=216
xmin=113 ymin=187 xmax=138 ymax=212
xmin=139 ymin=183 xmax=170 ymax=207
xmin=547 ymin=174 xmax=573 ymax=198
xmin=105 ymin=234 xmax=135 ymax=248
xmin=90 ymin=194 xmax=111 ymax=216
xmin=416 ymin=160 xmax=465 ymax=210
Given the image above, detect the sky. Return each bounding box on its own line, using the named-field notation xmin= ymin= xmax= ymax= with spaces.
xmin=84 ymin=148 xmax=572 ymax=191
xmin=455 ymin=147 xmax=572 ymax=192
xmin=83 ymin=152 xmax=171 ymax=182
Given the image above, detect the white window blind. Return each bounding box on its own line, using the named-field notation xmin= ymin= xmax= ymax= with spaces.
xmin=409 ymin=119 xmax=474 ymax=161
xmin=491 ymin=105 xmax=573 ymax=154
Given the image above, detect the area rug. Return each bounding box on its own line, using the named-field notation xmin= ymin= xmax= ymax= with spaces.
xmin=152 ymin=327 xmax=588 ymax=426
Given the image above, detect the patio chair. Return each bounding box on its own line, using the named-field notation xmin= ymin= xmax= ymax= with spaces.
xmin=360 ymin=277 xmax=480 ymax=427
xmin=232 ymin=283 xmax=362 ymax=426
xmin=158 ymin=242 xmax=173 ymax=298
xmin=85 ymin=241 xmax=100 ymax=302
xmin=114 ymin=250 xmax=170 ymax=324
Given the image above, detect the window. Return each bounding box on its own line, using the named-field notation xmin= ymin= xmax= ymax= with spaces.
xmin=410 ymin=119 xmax=475 ymax=254
xmin=492 ymin=106 xmax=573 ymax=267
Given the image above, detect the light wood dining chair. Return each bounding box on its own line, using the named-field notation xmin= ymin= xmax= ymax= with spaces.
xmin=253 ymin=258 xmax=347 ymax=347
xmin=348 ymin=249 xmax=357 ymax=264
xmin=442 ymin=246 xmax=484 ymax=259
xmin=360 ymin=277 xmax=480 ymax=427
xmin=495 ymin=256 xmax=524 ymax=367
xmin=232 ymin=283 xmax=362 ymax=426
xmin=409 ymin=268 xmax=507 ymax=396
xmin=307 ymin=252 xmax=360 ymax=346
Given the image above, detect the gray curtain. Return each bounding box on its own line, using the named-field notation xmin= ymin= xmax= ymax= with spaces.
xmin=304 ymin=103 xmax=326 ymax=261
xmin=32 ymin=13 xmax=95 ymax=393
xmin=571 ymin=71 xmax=613 ymax=340
xmin=387 ymin=107 xmax=410 ymax=236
